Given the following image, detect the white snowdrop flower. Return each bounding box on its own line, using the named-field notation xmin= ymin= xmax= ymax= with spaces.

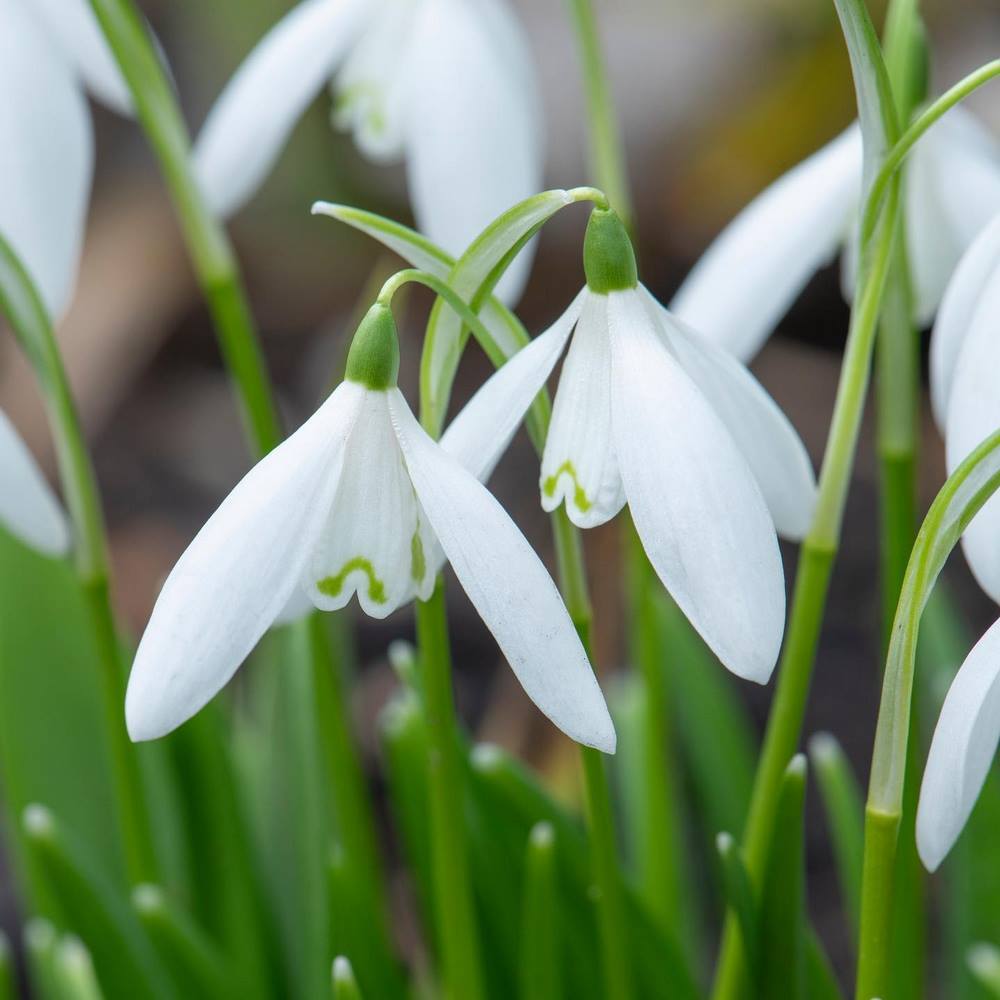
xmin=441 ymin=208 xmax=817 ymax=684
xmin=125 ymin=301 xmax=615 ymax=753
xmin=0 ymin=0 xmax=131 ymax=316
xmin=0 ymin=408 xmax=70 ymax=557
xmin=671 ymin=108 xmax=1000 ymax=362
xmin=192 ymin=0 xmax=542 ymax=301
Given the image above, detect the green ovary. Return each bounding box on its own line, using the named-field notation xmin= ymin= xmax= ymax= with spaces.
xmin=543 ymin=461 xmax=592 ymax=512
xmin=411 ymin=531 xmax=426 ymax=583
xmin=317 ymin=558 xmax=387 ymax=605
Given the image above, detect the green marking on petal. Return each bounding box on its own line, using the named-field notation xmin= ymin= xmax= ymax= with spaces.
xmin=543 ymin=461 xmax=592 ymax=513
xmin=410 ymin=530 xmax=426 ymax=583
xmin=317 ymin=558 xmax=387 ymax=604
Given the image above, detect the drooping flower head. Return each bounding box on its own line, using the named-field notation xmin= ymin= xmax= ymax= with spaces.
xmin=193 ymin=0 xmax=542 ymax=301
xmin=125 ymin=294 xmax=615 ymax=753
xmin=442 ymin=206 xmax=817 ymax=683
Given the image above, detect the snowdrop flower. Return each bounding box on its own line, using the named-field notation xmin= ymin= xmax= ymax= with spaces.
xmin=125 ymin=300 xmax=615 ymax=753
xmin=0 ymin=408 xmax=70 ymax=557
xmin=671 ymin=108 xmax=1000 ymax=362
xmin=1 ymin=0 xmax=131 ymax=316
xmin=441 ymin=207 xmax=817 ymax=683
xmin=193 ymin=0 xmax=542 ymax=301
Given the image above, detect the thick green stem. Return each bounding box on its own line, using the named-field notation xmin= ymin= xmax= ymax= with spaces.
xmin=856 ymin=809 xmax=900 ymax=1000
xmin=414 ymin=583 xmax=485 ymax=1000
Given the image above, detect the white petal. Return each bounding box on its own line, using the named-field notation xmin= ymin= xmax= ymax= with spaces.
xmin=31 ymin=0 xmax=132 ymax=114
xmin=388 ymin=390 xmax=616 ymax=753
xmin=670 ymin=127 xmax=861 ymax=362
xmin=646 ymin=291 xmax=816 ymax=541
xmin=404 ymin=0 xmax=543 ymax=303
xmin=608 ymin=290 xmax=785 ymax=683
xmin=945 ymin=264 xmax=1000 ymax=603
xmin=908 ymin=107 xmax=1000 ymax=326
xmin=917 ymin=616 xmax=1000 ymax=872
xmin=439 ymin=290 xmax=584 ymax=482
xmin=192 ymin=0 xmax=370 ymax=219
xmin=0 ymin=409 xmax=70 ymax=557
xmin=125 ymin=383 xmax=361 ymax=741
xmin=541 ymin=294 xmax=625 ymax=529
xmin=0 ymin=0 xmax=93 ymax=317
xmin=306 ymin=389 xmax=427 ymax=618
xmin=930 ymin=213 xmax=1000 ymax=429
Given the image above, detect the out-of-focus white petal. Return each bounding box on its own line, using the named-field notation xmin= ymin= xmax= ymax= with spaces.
xmin=307 ymin=389 xmax=425 ymax=618
xmin=646 ymin=291 xmax=817 ymax=540
xmin=31 ymin=0 xmax=132 ymax=113
xmin=541 ymin=294 xmax=625 ymax=529
xmin=440 ymin=290 xmax=584 ymax=482
xmin=944 ymin=264 xmax=1000 ymax=603
xmin=0 ymin=410 xmax=70 ymax=557
xmin=404 ymin=0 xmax=543 ymax=303
xmin=930 ymin=213 xmax=1000 ymax=429
xmin=389 ymin=390 xmax=616 ymax=753
xmin=908 ymin=107 xmax=1000 ymax=326
xmin=125 ymin=383 xmax=362 ymax=742
xmin=193 ymin=0 xmax=370 ymax=219
xmin=608 ymin=289 xmax=785 ymax=683
xmin=670 ymin=127 xmax=861 ymax=362
xmin=917 ymin=616 xmax=1000 ymax=871
xmin=0 ymin=0 xmax=92 ymax=317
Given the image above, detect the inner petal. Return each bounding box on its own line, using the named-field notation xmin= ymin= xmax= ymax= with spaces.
xmin=306 ymin=391 xmax=423 ymax=618
xmin=540 ymin=293 xmax=625 ymax=528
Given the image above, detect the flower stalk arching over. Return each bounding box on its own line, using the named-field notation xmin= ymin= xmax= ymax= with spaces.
xmin=0 ymin=408 xmax=70 ymax=558
xmin=671 ymin=106 xmax=1000 ymax=363
xmin=1 ymin=0 xmax=131 ymax=317
xmin=125 ymin=295 xmax=615 ymax=754
xmin=442 ymin=207 xmax=818 ymax=685
xmin=192 ymin=0 xmax=543 ymax=301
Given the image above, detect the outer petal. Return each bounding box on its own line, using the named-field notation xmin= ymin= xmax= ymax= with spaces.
xmin=192 ymin=0 xmax=370 ymax=219
xmin=125 ymin=383 xmax=361 ymax=741
xmin=647 ymin=291 xmax=816 ymax=541
xmin=0 ymin=0 xmax=93 ymax=317
xmin=930 ymin=213 xmax=1000 ymax=429
xmin=307 ymin=389 xmax=423 ymax=618
xmin=0 ymin=409 xmax=70 ymax=557
xmin=908 ymin=107 xmax=1000 ymax=326
xmin=944 ymin=264 xmax=1000 ymax=603
xmin=917 ymin=616 xmax=1000 ymax=871
xmin=404 ymin=0 xmax=543 ymax=303
xmin=608 ymin=290 xmax=785 ymax=683
xmin=388 ymin=390 xmax=616 ymax=753
xmin=439 ymin=289 xmax=584 ymax=482
xmin=670 ymin=127 xmax=861 ymax=362
xmin=541 ymin=294 xmax=625 ymax=529
xmin=31 ymin=0 xmax=132 ymax=113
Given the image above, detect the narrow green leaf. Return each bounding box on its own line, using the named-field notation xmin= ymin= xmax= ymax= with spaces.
xmin=25 ymin=920 xmax=60 ymax=1000
xmin=520 ymin=823 xmax=560 ymax=1000
xmin=969 ymin=944 xmax=1000 ymax=997
xmin=759 ymin=755 xmax=808 ymax=1000
xmin=52 ymin=937 xmax=106 ymax=1000
xmin=809 ymin=732 xmax=864 ymax=939
xmin=0 ymin=933 xmax=15 ymax=1000
xmin=806 ymin=931 xmax=845 ymax=1000
xmin=332 ymin=957 xmax=364 ymax=1000
xmin=715 ymin=833 xmax=760 ymax=986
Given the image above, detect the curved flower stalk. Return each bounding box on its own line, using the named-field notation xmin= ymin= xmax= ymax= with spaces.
xmin=671 ymin=106 xmax=1000 ymax=362
xmin=192 ymin=0 xmax=542 ymax=301
xmin=0 ymin=0 xmax=130 ymax=316
xmin=443 ymin=206 xmax=817 ymax=684
xmin=125 ymin=295 xmax=615 ymax=753
xmin=0 ymin=408 xmax=70 ymax=558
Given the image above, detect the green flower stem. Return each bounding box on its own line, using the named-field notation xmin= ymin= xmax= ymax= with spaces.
xmin=414 ymin=582 xmax=486 ymax=1000
xmin=564 ymin=0 xmax=633 ymax=227
xmin=0 ymin=235 xmax=157 ymax=885
xmin=855 ymin=808 xmax=900 ymax=1000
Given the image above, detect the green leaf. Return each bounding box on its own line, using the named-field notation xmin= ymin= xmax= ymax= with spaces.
xmin=759 ymin=755 xmax=808 ymax=1000
xmin=520 ymin=823 xmax=560 ymax=1000
xmin=24 ymin=920 xmax=60 ymax=1000
xmin=806 ymin=931 xmax=845 ymax=1000
xmin=714 ymin=833 xmax=760 ymax=986
xmin=969 ymin=944 xmax=1000 ymax=997
xmin=0 ymin=933 xmax=15 ymax=1000
xmin=51 ymin=937 xmax=106 ymax=1000
xmin=809 ymin=732 xmax=864 ymax=939
xmin=332 ymin=957 xmax=364 ymax=1000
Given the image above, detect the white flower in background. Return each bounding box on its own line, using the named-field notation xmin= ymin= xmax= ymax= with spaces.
xmin=0 ymin=409 xmax=69 ymax=557
xmin=125 ymin=302 xmax=615 ymax=753
xmin=0 ymin=0 xmax=131 ymax=317
xmin=192 ymin=0 xmax=542 ymax=301
xmin=441 ymin=208 xmax=817 ymax=684
xmin=671 ymin=108 xmax=1000 ymax=362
